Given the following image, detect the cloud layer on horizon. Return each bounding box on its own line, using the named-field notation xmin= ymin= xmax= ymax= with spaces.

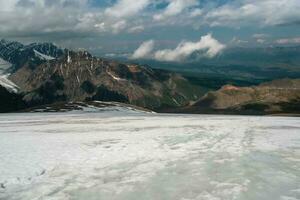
xmin=131 ymin=34 xmax=226 ymax=62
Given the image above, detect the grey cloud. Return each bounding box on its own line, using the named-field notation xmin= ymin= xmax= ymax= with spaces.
xmin=16 ymin=0 xmax=35 ymax=7
xmin=276 ymin=37 xmax=300 ymax=44
xmin=203 ymin=0 xmax=300 ymax=27
xmin=0 ymin=0 xmax=299 ymax=51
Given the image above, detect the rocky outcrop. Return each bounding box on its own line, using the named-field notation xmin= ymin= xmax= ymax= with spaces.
xmin=180 ymin=79 xmax=300 ymax=115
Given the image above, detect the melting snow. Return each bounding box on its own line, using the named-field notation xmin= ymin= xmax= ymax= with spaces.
xmin=0 ymin=112 xmax=299 ymax=200
xmin=0 ymin=75 xmax=19 ymax=93
xmin=33 ymin=50 xmax=55 ymax=61
xmin=0 ymin=59 xmax=18 ymax=93
xmin=107 ymin=70 xmax=126 ymax=81
xmin=67 ymin=51 xmax=72 ymax=63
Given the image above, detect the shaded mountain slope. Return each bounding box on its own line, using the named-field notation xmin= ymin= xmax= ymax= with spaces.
xmin=0 ymin=85 xmax=26 ymax=113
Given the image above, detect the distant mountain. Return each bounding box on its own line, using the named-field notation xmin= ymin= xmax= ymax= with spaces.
xmin=171 ymin=79 xmax=300 ymax=115
xmin=0 ymin=39 xmax=64 ymax=72
xmin=201 ymin=46 xmax=300 ymax=68
xmin=0 ymin=39 xmax=203 ymax=111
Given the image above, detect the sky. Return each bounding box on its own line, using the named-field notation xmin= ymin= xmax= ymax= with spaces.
xmin=0 ymin=0 xmax=300 ymax=61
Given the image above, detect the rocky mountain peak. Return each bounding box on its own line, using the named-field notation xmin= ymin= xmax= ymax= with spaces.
xmin=0 ymin=39 xmax=64 ymax=71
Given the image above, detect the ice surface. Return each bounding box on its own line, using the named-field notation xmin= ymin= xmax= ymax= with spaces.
xmin=0 ymin=111 xmax=299 ymax=200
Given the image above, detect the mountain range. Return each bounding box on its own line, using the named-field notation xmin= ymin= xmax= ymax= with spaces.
xmin=0 ymin=39 xmax=202 ymax=112
xmin=1 ymin=39 xmax=300 ymax=115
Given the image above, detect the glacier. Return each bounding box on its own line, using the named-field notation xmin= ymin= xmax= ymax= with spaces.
xmin=0 ymin=111 xmax=299 ymax=200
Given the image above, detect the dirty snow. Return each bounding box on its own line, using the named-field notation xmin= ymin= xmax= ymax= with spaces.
xmin=0 ymin=112 xmax=299 ymax=200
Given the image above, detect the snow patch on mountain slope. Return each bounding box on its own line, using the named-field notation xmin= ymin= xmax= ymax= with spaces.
xmin=0 ymin=58 xmax=11 ymax=72
xmin=0 ymin=113 xmax=299 ymax=200
xmin=0 ymin=75 xmax=19 ymax=93
xmin=0 ymin=58 xmax=19 ymax=93
xmin=34 ymin=49 xmax=55 ymax=60
xmin=107 ymin=70 xmax=127 ymax=81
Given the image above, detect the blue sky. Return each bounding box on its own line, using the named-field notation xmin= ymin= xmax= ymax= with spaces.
xmin=0 ymin=0 xmax=300 ymax=60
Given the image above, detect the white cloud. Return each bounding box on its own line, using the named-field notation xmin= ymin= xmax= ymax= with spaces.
xmin=94 ymin=22 xmax=106 ymax=31
xmin=154 ymin=0 xmax=198 ymax=21
xmin=128 ymin=25 xmax=145 ymax=33
xmin=131 ymin=34 xmax=225 ymax=62
xmin=253 ymin=33 xmax=269 ymax=39
xmin=0 ymin=0 xmax=299 ymax=51
xmin=131 ymin=40 xmax=155 ymax=59
xmin=230 ymin=37 xmax=249 ymax=45
xmin=105 ymin=0 xmax=150 ymax=18
xmin=276 ymin=37 xmax=300 ymax=44
xmin=0 ymin=0 xmax=148 ymax=38
xmin=0 ymin=0 xmax=18 ymax=11
xmin=256 ymin=39 xmax=265 ymax=44
xmin=252 ymin=34 xmax=269 ymax=44
xmin=0 ymin=0 xmax=94 ymax=38
xmin=111 ymin=20 xmax=127 ymax=34
xmin=190 ymin=8 xmax=203 ymax=17
xmin=154 ymin=34 xmax=225 ymax=61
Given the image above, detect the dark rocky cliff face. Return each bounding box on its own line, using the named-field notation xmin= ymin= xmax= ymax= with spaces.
xmin=0 ymin=86 xmax=26 ymax=113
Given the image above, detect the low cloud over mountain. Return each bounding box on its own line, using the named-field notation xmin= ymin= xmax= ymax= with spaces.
xmin=131 ymin=34 xmax=225 ymax=62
